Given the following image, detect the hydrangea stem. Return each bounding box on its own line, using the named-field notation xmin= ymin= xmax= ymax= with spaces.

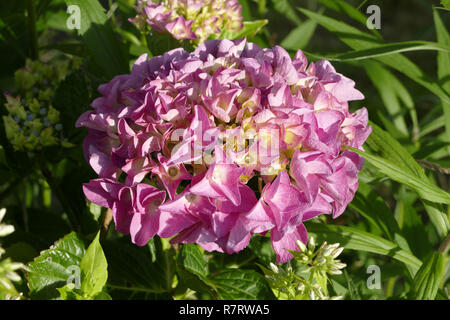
xmin=27 ymin=0 xmax=38 ymax=60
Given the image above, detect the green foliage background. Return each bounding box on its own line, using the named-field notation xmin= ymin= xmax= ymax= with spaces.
xmin=0 ymin=0 xmax=449 ymax=300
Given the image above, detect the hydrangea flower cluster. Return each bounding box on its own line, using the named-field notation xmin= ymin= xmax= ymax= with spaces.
xmin=2 ymin=59 xmax=72 ymax=151
xmin=78 ymin=39 xmax=371 ymax=263
xmin=130 ymin=0 xmax=243 ymax=44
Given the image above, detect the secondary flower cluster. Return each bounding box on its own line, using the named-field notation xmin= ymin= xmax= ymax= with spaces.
xmin=78 ymin=39 xmax=371 ymax=263
xmin=130 ymin=0 xmax=243 ymax=44
xmin=2 ymin=59 xmax=71 ymax=151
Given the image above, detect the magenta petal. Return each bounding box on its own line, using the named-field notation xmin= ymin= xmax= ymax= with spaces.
xmin=271 ymin=224 xmax=308 ymax=264
xmin=130 ymin=211 xmax=159 ymax=246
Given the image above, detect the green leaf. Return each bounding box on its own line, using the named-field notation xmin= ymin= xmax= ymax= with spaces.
xmin=175 ymin=244 xmax=213 ymax=296
xmin=219 ymin=20 xmax=268 ymax=40
xmin=366 ymin=122 xmax=425 ymax=177
xmin=57 ymin=284 xmax=85 ymax=300
xmin=355 ymin=123 xmax=450 ymax=236
xmin=434 ymin=8 xmax=450 ymax=157
xmin=146 ymin=32 xmax=191 ymax=57
xmin=248 ymin=235 xmax=276 ymax=265
xmin=270 ymin=0 xmax=302 ymax=25
xmin=305 ymin=222 xmax=422 ymax=277
xmin=209 ymin=269 xmax=274 ymax=300
xmin=27 ymin=232 xmax=86 ymax=299
xmin=281 ymin=19 xmax=317 ymax=50
xmin=318 ymin=41 xmax=450 ymax=62
xmin=103 ymin=237 xmax=175 ymax=294
xmin=316 ymin=0 xmax=373 ymax=30
xmin=53 ymin=69 xmax=89 ymax=140
xmin=411 ymin=252 xmax=445 ymax=300
xmin=65 ymin=0 xmax=129 ymax=78
xmin=441 ymin=0 xmax=450 ymax=10
xmin=350 ymin=147 xmax=450 ymax=205
xmin=79 ymin=231 xmax=108 ymax=297
xmin=363 ymin=61 xmax=409 ymax=136
xmin=177 ymin=244 xmax=208 ymax=279
xmin=349 ymin=182 xmax=404 ymax=243
xmin=298 ymin=8 xmax=450 ymax=105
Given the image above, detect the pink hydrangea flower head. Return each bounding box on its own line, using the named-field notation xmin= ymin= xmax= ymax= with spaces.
xmin=78 ymin=39 xmax=371 ymax=263
xmin=130 ymin=0 xmax=244 ymax=44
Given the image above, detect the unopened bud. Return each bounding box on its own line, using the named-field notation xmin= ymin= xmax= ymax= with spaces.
xmin=331 ymin=247 xmax=344 ymax=258
xmin=329 ymin=268 xmax=342 ymax=275
xmin=322 ymin=248 xmax=333 ymax=257
xmin=296 ymin=239 xmax=307 ymax=252
xmin=334 ymin=262 xmax=347 ymax=269
xmin=269 ymin=262 xmax=279 ymax=273
xmin=308 ymin=236 xmax=315 ymax=249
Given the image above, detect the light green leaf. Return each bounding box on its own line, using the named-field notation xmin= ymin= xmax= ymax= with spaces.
xmin=79 ymin=231 xmax=108 ymax=297
xmin=219 ymin=20 xmax=268 ymax=40
xmin=441 ymin=0 xmax=450 ymax=10
xmin=27 ymin=232 xmax=86 ymax=299
xmin=281 ymin=19 xmax=317 ymax=50
xmin=411 ymin=252 xmax=445 ymax=300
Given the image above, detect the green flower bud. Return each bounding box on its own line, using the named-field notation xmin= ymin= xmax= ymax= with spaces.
xmin=47 ymin=106 xmax=60 ymax=124
xmin=29 ymin=98 xmax=41 ymax=114
xmin=40 ymin=127 xmax=58 ymax=147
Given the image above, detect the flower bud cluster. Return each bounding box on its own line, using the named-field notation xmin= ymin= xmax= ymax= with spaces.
xmin=2 ymin=59 xmax=71 ymax=151
xmin=260 ymin=237 xmax=346 ymax=300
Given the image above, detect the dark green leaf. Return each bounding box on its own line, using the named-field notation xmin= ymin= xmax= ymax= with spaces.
xmin=65 ymin=0 xmax=129 ymax=78
xmin=209 ymin=269 xmax=274 ymax=300
xmin=411 ymin=252 xmax=445 ymax=300
xmin=434 ymin=8 xmax=450 ymax=157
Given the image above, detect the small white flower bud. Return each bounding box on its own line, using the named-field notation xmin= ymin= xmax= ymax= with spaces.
xmin=322 ymin=248 xmax=333 ymax=257
xmin=308 ymin=236 xmax=316 ymax=249
xmin=269 ymin=262 xmax=279 ymax=273
xmin=334 ymin=262 xmax=347 ymax=269
xmin=331 ymin=247 xmax=344 ymax=258
xmin=329 ymin=268 xmax=342 ymax=275
xmin=296 ymin=239 xmax=307 ymax=252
